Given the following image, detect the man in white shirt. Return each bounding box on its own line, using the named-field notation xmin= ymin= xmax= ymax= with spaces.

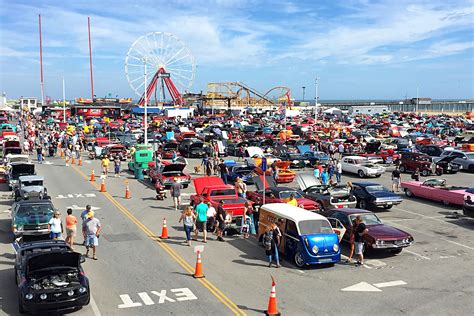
xmin=336 ymin=159 xmax=343 ymax=184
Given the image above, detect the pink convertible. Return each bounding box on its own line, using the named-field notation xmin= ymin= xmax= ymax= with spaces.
xmin=401 ymin=178 xmax=474 ymax=206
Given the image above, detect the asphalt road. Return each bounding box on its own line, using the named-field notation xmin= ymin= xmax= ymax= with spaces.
xmin=0 ymin=153 xmax=473 ymax=315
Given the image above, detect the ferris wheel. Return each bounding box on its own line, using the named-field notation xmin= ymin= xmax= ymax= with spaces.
xmin=125 ymin=32 xmax=196 ymax=105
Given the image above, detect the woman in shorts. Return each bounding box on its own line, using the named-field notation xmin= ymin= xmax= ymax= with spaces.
xmin=48 ymin=211 xmax=63 ymax=240
xmin=65 ymin=208 xmax=78 ymax=249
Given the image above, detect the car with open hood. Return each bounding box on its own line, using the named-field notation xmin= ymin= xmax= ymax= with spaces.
xmin=178 ymin=139 xmax=208 ymax=158
xmin=11 ymin=199 xmax=55 ymax=240
xmin=15 ymin=240 xmax=90 ymax=314
xmin=341 ymin=156 xmax=385 ymax=178
xmin=351 ymin=182 xmax=403 ymax=209
xmin=7 ymin=161 xmax=35 ymax=190
xmin=246 ymin=176 xmax=319 ymax=211
xmin=14 ymin=175 xmax=50 ymax=201
xmin=148 ymin=161 xmax=191 ymax=188
xmin=159 ymin=141 xmax=180 ymax=159
xmin=320 ymin=208 xmax=414 ymax=254
xmin=296 ymin=173 xmax=356 ymax=210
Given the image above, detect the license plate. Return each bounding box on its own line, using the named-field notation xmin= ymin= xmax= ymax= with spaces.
xmin=386 ymin=202 xmax=393 ymax=205
xmin=319 ymin=258 xmax=332 ymax=263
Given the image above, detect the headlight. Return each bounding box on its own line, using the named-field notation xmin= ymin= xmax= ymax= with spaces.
xmin=79 ymin=287 xmax=87 ymax=294
xmin=376 ymin=240 xmax=384 ymax=245
xmin=25 ymin=293 xmax=33 ymax=300
xmin=40 ymin=293 xmax=47 ymax=300
xmin=333 ymin=244 xmax=339 ymax=252
xmin=67 ymin=290 xmax=74 ymax=296
xmin=312 ymin=245 xmax=319 ymax=254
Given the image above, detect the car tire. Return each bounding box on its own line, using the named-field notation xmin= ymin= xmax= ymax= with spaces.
xmin=421 ymin=169 xmax=430 ymax=177
xmin=390 ymin=249 xmax=402 ymax=255
xmin=358 ymin=170 xmax=365 ymax=178
xmin=358 ymin=199 xmax=368 ymax=210
xmin=399 ymin=165 xmax=406 ymax=173
xmin=468 ymin=164 xmax=474 ymax=173
xmin=383 ymin=205 xmax=393 ymax=209
xmin=294 ymin=251 xmax=305 ymax=268
xmin=405 ymin=189 xmax=413 ymax=197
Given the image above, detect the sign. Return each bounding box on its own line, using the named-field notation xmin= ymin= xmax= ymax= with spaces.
xmin=56 ymin=193 xmax=96 ymax=199
xmin=261 ymin=157 xmax=267 ymax=172
xmin=118 ymin=288 xmax=197 ymax=309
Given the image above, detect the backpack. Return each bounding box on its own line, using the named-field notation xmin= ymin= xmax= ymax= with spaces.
xmin=263 ymin=230 xmax=273 ymax=250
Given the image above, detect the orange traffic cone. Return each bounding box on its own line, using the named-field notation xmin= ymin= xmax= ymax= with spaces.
xmin=265 ymin=277 xmax=280 ymax=316
xmin=78 ymin=157 xmax=82 ymax=166
xmin=125 ymin=181 xmax=131 ymax=199
xmin=160 ymin=218 xmax=169 ymax=239
xmin=100 ymin=178 xmax=106 ymax=192
xmin=193 ymin=250 xmax=205 ymax=279
xmin=90 ymin=170 xmax=96 ymax=182
xmin=71 ymin=157 xmax=76 ymax=165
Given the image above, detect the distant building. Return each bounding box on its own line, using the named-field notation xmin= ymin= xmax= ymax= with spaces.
xmin=349 ymin=105 xmax=388 ymax=115
xmin=19 ymin=97 xmax=38 ymax=112
xmin=411 ymin=98 xmax=432 ymax=105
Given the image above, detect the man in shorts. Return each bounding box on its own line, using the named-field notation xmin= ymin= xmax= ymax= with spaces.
xmin=170 ymin=177 xmax=183 ymax=210
xmin=353 ymin=215 xmax=368 ymax=265
xmin=216 ymin=200 xmax=226 ymax=242
xmin=391 ymin=166 xmax=401 ymax=193
xmin=194 ymin=199 xmax=209 ymax=242
xmin=84 ymin=211 xmax=101 ymax=260
xmin=81 ymin=205 xmax=92 ymax=245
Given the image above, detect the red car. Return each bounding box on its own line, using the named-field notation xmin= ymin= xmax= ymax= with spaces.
xmin=321 ymin=208 xmax=414 ymax=254
xmin=246 ymin=176 xmax=319 ymax=211
xmin=148 ymin=162 xmax=191 ymax=188
xmin=159 ymin=142 xmax=180 ymax=159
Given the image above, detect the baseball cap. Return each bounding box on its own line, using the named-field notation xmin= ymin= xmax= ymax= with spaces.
xmin=87 ymin=211 xmax=94 ymax=219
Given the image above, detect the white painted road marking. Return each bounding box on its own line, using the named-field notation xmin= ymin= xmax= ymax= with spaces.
xmin=90 ymin=294 xmax=102 ymax=316
xmin=56 ymin=193 xmax=96 ymax=199
xmin=118 ymin=288 xmax=197 ymax=308
xmin=404 ymin=250 xmax=430 ymax=260
xmin=68 ymin=205 xmax=101 ymax=211
xmin=341 ymin=282 xmax=382 ymax=292
xmin=373 ymin=280 xmax=407 ymax=288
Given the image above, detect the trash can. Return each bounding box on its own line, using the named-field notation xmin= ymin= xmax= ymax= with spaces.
xmin=134 ymin=168 xmax=144 ymax=180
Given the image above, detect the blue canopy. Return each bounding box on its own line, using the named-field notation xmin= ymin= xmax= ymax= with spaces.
xmin=131 ymin=107 xmax=162 ymax=114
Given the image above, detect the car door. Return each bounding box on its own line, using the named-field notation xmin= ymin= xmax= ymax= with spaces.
xmin=328 ymin=211 xmax=351 ymax=241
xmin=284 ymin=219 xmax=300 ymax=257
xmin=327 ymin=217 xmax=346 ymax=242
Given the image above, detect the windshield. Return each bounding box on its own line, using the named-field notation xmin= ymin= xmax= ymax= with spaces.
xmin=17 ymin=204 xmax=54 ymax=217
xmin=349 ymin=213 xmax=382 ymax=225
xmin=287 ymin=153 xmax=301 ymax=158
xmin=278 ymin=191 xmax=303 ymax=199
xmin=299 ymin=220 xmax=334 ymax=235
xmin=365 ymin=185 xmax=388 ymax=192
xmin=466 ymin=153 xmax=474 ymax=159
xmin=210 ymin=189 xmax=235 ymax=196
xmin=22 ymin=180 xmax=43 ymax=186
xmin=354 ymin=158 xmax=367 ymax=164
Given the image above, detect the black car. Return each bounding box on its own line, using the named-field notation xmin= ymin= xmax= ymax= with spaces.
xmin=15 ymin=240 xmax=90 ymax=314
xmin=419 ymin=144 xmax=449 ymax=157
xmin=463 ymin=188 xmax=474 ymax=218
xmin=178 ymin=139 xmax=209 ymax=158
xmin=277 ymin=152 xmax=306 ymax=169
xmin=351 ymin=182 xmax=403 ymax=210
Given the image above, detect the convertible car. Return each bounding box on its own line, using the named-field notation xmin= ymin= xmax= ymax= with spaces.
xmin=246 ymin=176 xmax=319 ymax=211
xmin=296 ymin=173 xmax=356 ymax=211
xmin=401 ymin=178 xmax=474 ymax=206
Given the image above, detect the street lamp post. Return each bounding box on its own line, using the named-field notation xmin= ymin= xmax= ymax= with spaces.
xmin=143 ymin=58 xmax=148 ymax=145
xmin=314 ymin=77 xmax=320 ymax=120
xmin=62 ymin=77 xmax=66 ymax=123
xmin=302 ymin=86 xmax=306 ymax=101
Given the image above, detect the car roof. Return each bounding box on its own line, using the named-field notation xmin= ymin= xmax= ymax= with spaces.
xmin=261 ymin=203 xmax=328 ymax=223
xmin=19 ymin=175 xmax=44 ymax=182
xmin=19 ymin=240 xmax=69 ymax=251
xmin=15 ymin=199 xmax=53 ymax=206
xmin=328 ymin=208 xmax=373 ymax=215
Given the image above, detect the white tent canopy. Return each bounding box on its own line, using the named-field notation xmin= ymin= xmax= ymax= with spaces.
xmin=323 ymin=107 xmax=343 ymax=115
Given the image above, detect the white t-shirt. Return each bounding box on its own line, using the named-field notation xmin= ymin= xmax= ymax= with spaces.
xmin=207 ymin=206 xmax=216 ymax=217
xmin=49 ymin=217 xmax=62 ymax=233
xmin=336 ymin=162 xmax=342 ymax=173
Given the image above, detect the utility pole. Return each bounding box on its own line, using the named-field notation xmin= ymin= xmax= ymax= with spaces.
xmin=143 ymin=59 xmax=148 ymax=145
xmin=314 ymin=77 xmax=320 ymax=120
xmin=302 ymin=86 xmax=306 ymax=101
xmin=416 ymin=87 xmax=419 ymax=113
xmin=62 ymin=77 xmax=66 ymax=123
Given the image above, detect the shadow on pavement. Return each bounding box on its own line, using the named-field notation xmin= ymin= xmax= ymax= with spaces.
xmin=0 ymin=265 xmax=19 ymax=316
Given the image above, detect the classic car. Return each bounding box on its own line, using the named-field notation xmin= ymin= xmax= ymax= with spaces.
xmin=296 ymin=173 xmax=356 ymax=210
xmin=341 ymin=156 xmax=385 ymax=178
xmin=4 ymin=154 xmax=30 ymax=166
xmin=14 ymin=176 xmax=49 ymax=201
xmin=128 ymin=146 xmax=154 ymax=179
xmin=178 ymin=139 xmax=208 ymax=158
xmin=255 ymin=161 xmax=296 ymax=183
xmin=436 ymin=150 xmax=474 ymax=172
xmin=148 ymin=162 xmax=191 ymax=188
xmin=399 ymin=152 xmax=459 ymax=176
xmin=227 ymin=163 xmax=256 ymax=184
xmin=321 ymin=208 xmax=414 ymax=254
xmin=100 ymin=144 xmax=128 ymax=161
xmin=246 ymin=176 xmax=319 ymax=211
xmin=401 ymin=178 xmax=474 ymax=206
xmin=7 ymin=161 xmax=35 ymax=190
xmin=277 ymin=152 xmax=306 ymax=169
xmin=463 ymin=188 xmax=474 ymax=218
xmin=225 ymin=141 xmax=249 ymax=156
xmin=159 ymin=141 xmax=180 ymax=159
xmin=11 ymin=199 xmax=55 ymax=240
xmin=15 ymin=240 xmax=89 ymax=313
xmin=298 ymin=145 xmax=331 ymax=165
xmin=351 ymin=182 xmax=403 ymax=209
xmin=189 ymin=176 xmax=248 ymax=219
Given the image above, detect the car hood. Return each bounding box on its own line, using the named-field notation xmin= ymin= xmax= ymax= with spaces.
xmin=306 ymin=233 xmax=339 ymax=250
xmin=162 ymin=163 xmax=186 ymax=173
xmin=435 ymin=155 xmax=457 ymax=164
xmin=193 ymin=176 xmax=225 ymax=195
xmin=367 ymin=224 xmax=409 ymax=239
xmin=27 ymin=252 xmax=80 ymax=275
xmin=189 ymin=142 xmax=205 ymax=149
xmin=296 ymin=173 xmax=321 ymax=191
xmin=253 ymin=175 xmax=277 ymax=191
xmin=21 ymin=186 xmax=45 ymax=193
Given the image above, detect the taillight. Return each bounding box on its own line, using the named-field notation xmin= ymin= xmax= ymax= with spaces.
xmin=80 ymin=271 xmax=86 ymax=277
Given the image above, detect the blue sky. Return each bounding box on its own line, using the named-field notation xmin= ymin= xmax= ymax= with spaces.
xmin=0 ymin=0 xmax=473 ymax=100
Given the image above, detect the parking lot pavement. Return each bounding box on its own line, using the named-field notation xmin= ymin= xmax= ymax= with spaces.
xmin=1 ymin=155 xmax=473 ymax=315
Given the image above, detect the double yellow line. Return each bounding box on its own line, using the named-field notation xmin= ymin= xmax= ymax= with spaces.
xmin=71 ymin=165 xmax=246 ymax=316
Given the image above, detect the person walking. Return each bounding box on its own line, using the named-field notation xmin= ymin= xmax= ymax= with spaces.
xmin=101 ymin=155 xmax=110 ymax=176
xmin=65 ymin=208 xmax=77 ymax=249
xmin=80 ymin=205 xmax=92 ymax=245
xmin=179 ymin=206 xmax=196 ymax=246
xmin=391 ymin=166 xmax=401 ymax=192
xmin=48 ymin=211 xmax=63 ymax=240
xmin=216 ymin=200 xmax=226 ymax=242
xmin=206 ymin=202 xmax=216 ymax=233
xmin=345 ymin=218 xmax=357 ymax=263
xmin=412 ymin=168 xmax=420 ymax=181
xmin=194 ymin=199 xmax=209 ymax=242
xmin=236 ymin=178 xmax=247 ymax=198
xmin=336 ymin=159 xmax=343 ymax=184
xmin=354 ymin=215 xmax=368 ymax=265
xmin=218 ymin=159 xmax=229 ymax=184
xmin=265 ymin=221 xmax=282 ymax=268
xmin=84 ymin=211 xmax=101 ymax=260
xmin=113 ymin=155 xmax=121 ymax=177
xmin=170 ymin=177 xmax=183 ymax=210
xmin=313 ymin=163 xmax=321 ymax=181
xmin=321 ymin=167 xmax=329 ymax=185
xmin=244 ymin=201 xmax=256 ymax=235
xmin=36 ymin=145 xmax=43 ymax=164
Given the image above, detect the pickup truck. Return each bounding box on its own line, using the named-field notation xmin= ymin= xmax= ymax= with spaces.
xmin=189 ymin=176 xmax=248 ymax=218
